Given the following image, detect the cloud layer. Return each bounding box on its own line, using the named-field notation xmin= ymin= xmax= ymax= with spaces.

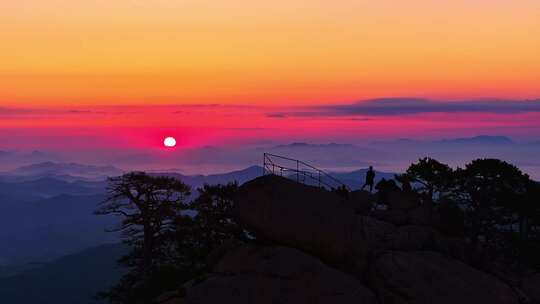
xmin=268 ymin=98 xmax=540 ymax=117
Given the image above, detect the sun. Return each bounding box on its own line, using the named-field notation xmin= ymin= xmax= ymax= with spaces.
xmin=163 ymin=136 xmax=177 ymax=148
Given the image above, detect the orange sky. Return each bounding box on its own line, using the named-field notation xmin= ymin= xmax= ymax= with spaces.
xmin=1 ymin=0 xmax=539 ymax=106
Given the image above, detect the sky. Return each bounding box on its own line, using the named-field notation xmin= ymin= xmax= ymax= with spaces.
xmin=1 ymin=0 xmax=540 ymax=173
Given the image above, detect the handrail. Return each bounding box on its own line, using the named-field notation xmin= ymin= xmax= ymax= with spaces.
xmin=263 ymin=153 xmax=350 ymax=191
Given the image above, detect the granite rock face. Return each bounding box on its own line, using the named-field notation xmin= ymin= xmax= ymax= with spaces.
xmin=180 ymin=246 xmax=378 ymax=304
xmin=370 ymin=251 xmax=519 ymax=304
xmin=167 ymin=175 xmax=520 ymax=304
xmin=521 ymin=273 xmax=540 ymax=303
xmin=233 ymin=175 xmax=356 ymax=261
xmin=235 ymin=176 xmax=441 ymax=264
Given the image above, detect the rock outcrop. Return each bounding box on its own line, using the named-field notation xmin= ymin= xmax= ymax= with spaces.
xmin=521 ymin=273 xmax=540 ymax=303
xmin=370 ymin=251 xmax=519 ymax=304
xmin=233 ymin=175 xmax=356 ymax=261
xmin=170 ymin=175 xmax=521 ymax=304
xmin=352 ymin=216 xmax=440 ymax=269
xmin=178 ymin=246 xmax=377 ymax=304
xmin=345 ymin=190 xmax=374 ymax=214
xmin=234 ymin=176 xmax=440 ymax=265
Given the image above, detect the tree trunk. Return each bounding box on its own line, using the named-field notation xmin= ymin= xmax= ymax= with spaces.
xmin=143 ymin=217 xmax=154 ymax=276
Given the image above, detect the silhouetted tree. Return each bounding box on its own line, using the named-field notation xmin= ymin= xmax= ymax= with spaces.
xmin=454 ymin=159 xmax=530 ymax=248
xmin=436 ymin=198 xmax=465 ymax=237
xmin=397 ymin=157 xmax=540 ymax=270
xmin=183 ymin=183 xmax=249 ymax=270
xmin=398 ymin=157 xmax=454 ymax=204
xmin=192 ymin=183 xmax=240 ymax=239
xmin=95 ymin=172 xmax=191 ymax=304
xmin=508 ymin=180 xmax=540 ymax=269
xmin=513 ymin=181 xmax=540 ymax=241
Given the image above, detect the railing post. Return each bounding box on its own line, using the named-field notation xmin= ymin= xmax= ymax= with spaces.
xmin=318 ymin=170 xmax=321 ymax=187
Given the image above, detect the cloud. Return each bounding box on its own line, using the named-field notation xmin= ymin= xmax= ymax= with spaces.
xmin=0 ymin=107 xmax=38 ymax=120
xmin=171 ymin=103 xmax=258 ymax=113
xmin=224 ymin=127 xmax=269 ymax=131
xmin=0 ymin=107 xmax=33 ymax=115
xmin=266 ymin=113 xmax=286 ymax=118
xmin=0 ymin=107 xmax=123 ymax=118
xmin=267 ymin=98 xmax=540 ymax=117
xmin=65 ymin=110 xmax=108 ymax=114
xmin=331 ymin=98 xmax=540 ymax=115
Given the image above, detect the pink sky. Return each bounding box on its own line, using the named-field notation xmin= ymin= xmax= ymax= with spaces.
xmin=1 ymin=101 xmax=540 ymax=152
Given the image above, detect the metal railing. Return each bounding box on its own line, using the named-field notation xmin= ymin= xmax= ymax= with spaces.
xmin=263 ymin=153 xmax=350 ymax=190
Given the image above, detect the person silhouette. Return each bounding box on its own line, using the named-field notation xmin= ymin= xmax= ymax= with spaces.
xmin=361 ymin=166 xmax=376 ymax=193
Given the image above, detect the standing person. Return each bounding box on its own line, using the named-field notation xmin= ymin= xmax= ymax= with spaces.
xmin=361 ymin=166 xmax=376 ymax=193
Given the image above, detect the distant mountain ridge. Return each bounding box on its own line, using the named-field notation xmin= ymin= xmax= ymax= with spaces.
xmin=435 ymin=135 xmax=514 ymax=145
xmin=0 ymin=162 xmax=123 ymax=183
xmin=5 ymin=162 xmax=123 ymax=181
xmin=150 ymin=165 xmax=264 ymax=191
xmin=271 ymin=142 xmax=357 ymax=149
xmin=371 ymin=135 xmax=515 ymax=146
xmin=0 ymin=150 xmax=60 ymax=168
xmin=0 ymin=177 xmax=106 ymax=202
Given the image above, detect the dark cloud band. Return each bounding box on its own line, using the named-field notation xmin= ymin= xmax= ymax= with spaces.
xmin=267 ymin=98 xmax=540 ymax=118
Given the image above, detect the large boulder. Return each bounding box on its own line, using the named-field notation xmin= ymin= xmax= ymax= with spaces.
xmin=370 ymin=251 xmax=519 ymax=304
xmin=353 ymin=217 xmax=439 ymax=270
xmin=234 ymin=176 xmax=441 ymax=264
xmin=434 ymin=201 xmax=465 ymax=237
xmin=387 ymin=225 xmax=439 ymax=251
xmin=353 ymin=218 xmax=436 ymax=254
xmin=431 ymin=236 xmax=469 ymax=263
xmin=353 ymin=216 xmax=396 ymax=250
xmin=406 ymin=204 xmax=433 ymax=226
xmin=372 ymin=203 xmax=434 ymax=227
xmin=233 ymin=175 xmax=356 ymax=261
xmin=522 ymin=273 xmax=540 ymax=303
xmin=180 ymin=246 xmax=378 ymax=304
xmin=370 ymin=209 xmax=409 ymax=225
xmin=387 ymin=191 xmax=420 ymax=211
xmin=345 ymin=190 xmax=374 ymax=214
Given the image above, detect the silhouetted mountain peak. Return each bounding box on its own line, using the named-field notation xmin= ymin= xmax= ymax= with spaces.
xmin=232 ymin=165 xmax=263 ymax=172
xmin=436 ymin=135 xmax=514 ymax=145
xmin=372 ymin=135 xmax=515 ymax=146
xmin=273 ymin=142 xmax=356 ymax=149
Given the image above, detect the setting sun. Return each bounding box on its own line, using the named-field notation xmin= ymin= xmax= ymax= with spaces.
xmin=163 ymin=136 xmax=177 ymax=148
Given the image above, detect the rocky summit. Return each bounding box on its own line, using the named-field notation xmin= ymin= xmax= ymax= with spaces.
xmin=162 ymin=175 xmax=526 ymax=304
